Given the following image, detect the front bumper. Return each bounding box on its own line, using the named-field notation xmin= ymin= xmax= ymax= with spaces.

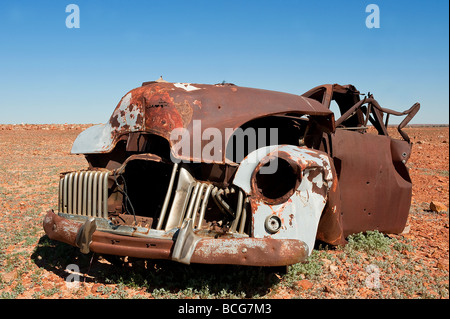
xmin=43 ymin=210 xmax=308 ymax=266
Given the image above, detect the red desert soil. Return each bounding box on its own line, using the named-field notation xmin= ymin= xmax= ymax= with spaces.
xmin=0 ymin=124 xmax=448 ymax=299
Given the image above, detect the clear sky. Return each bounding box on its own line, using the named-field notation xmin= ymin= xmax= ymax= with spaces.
xmin=0 ymin=0 xmax=448 ymax=124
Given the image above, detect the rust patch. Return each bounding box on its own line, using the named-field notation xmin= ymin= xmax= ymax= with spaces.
xmin=191 ymin=237 xmax=308 ymax=266
xmin=306 ymin=167 xmax=329 ymax=195
xmin=43 ymin=210 xmax=82 ymax=247
xmin=173 ymin=100 xmax=194 ymax=128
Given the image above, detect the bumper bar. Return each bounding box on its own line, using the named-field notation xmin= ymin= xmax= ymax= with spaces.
xmin=43 ymin=210 xmax=308 ymax=266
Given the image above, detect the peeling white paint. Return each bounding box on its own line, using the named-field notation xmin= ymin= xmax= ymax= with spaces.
xmin=115 ymin=104 xmax=141 ymax=131
xmin=71 ymin=123 xmax=115 ymax=154
xmin=251 ymin=169 xmax=329 ymax=255
xmin=173 ymin=83 xmax=201 ymax=92
xmin=232 ymin=145 xmax=278 ymax=193
xmin=320 ymin=154 xmax=334 ymax=181
xmin=61 ymin=222 xmax=80 ymax=238
xmin=232 ymin=145 xmax=335 ymax=256
xmin=195 ymin=238 xmax=269 ymax=256
xmin=312 ymin=171 xmax=324 ymax=189
xmin=44 ymin=214 xmax=53 ymax=225
xmin=118 ymin=92 xmax=132 ymax=111
xmin=71 ymin=92 xmax=145 ymax=154
xmin=111 ymin=92 xmax=142 ymax=131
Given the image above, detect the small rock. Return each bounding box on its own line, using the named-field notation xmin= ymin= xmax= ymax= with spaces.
xmin=297 ymin=279 xmax=313 ymax=290
xmin=436 ymin=260 xmax=448 ymax=271
xmin=400 ymin=224 xmax=411 ymax=234
xmin=91 ymin=283 xmax=102 ymax=294
xmin=323 ymin=285 xmax=332 ymax=293
xmin=329 ymin=265 xmax=339 ymax=273
xmin=2 ymin=270 xmax=17 ymax=283
xmin=321 ymin=258 xmax=332 ymax=268
xmin=430 ymin=201 xmax=448 ymax=213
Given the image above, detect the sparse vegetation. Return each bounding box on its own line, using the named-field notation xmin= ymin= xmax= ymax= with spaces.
xmin=345 ymin=230 xmax=393 ymax=254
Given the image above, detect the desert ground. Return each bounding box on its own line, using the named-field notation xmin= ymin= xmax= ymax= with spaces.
xmin=0 ymin=124 xmax=448 ymax=299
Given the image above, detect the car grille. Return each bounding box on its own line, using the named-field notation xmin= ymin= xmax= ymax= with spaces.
xmin=58 ymin=171 xmax=110 ymax=218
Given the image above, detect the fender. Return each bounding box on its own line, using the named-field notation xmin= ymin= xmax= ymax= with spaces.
xmin=233 ymin=145 xmax=336 ymax=255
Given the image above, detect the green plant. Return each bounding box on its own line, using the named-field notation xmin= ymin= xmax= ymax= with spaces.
xmin=285 ymin=250 xmax=325 ymax=284
xmin=42 ymin=287 xmax=60 ymax=297
xmin=345 ymin=230 xmax=392 ymax=254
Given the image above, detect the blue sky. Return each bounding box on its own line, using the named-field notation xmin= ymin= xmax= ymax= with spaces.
xmin=0 ymin=0 xmax=448 ymax=124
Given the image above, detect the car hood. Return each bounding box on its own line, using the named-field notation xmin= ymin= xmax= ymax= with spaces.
xmin=71 ymin=81 xmax=334 ymax=163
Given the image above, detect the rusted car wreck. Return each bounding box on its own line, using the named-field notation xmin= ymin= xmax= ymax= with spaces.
xmin=43 ymin=79 xmax=420 ymax=266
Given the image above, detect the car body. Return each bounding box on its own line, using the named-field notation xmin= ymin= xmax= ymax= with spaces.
xmin=43 ymin=79 xmax=420 ymax=266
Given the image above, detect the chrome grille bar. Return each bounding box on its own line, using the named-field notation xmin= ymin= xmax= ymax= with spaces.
xmin=59 ymin=171 xmax=110 ymax=218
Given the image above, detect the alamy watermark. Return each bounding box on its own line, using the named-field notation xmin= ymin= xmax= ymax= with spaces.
xmin=65 ymin=4 xmax=80 ymax=28
xmin=169 ymin=120 xmax=279 ymax=174
xmin=63 ymin=4 xmax=381 ymax=29
xmin=365 ymin=4 xmax=380 ymax=29
xmin=365 ymin=264 xmax=382 ymax=289
xmin=64 ymin=4 xmax=379 ymax=30
xmin=65 ymin=263 xmax=81 ymax=289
